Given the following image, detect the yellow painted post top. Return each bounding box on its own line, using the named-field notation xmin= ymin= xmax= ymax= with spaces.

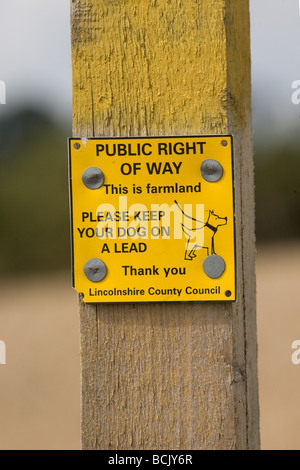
xmin=72 ymin=0 xmax=252 ymax=138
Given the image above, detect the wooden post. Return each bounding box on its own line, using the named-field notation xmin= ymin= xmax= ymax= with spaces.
xmin=71 ymin=0 xmax=260 ymax=450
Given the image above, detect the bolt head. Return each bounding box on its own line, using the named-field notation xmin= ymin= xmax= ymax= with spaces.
xmin=84 ymin=259 xmax=107 ymax=282
xmin=82 ymin=167 xmax=104 ymax=189
xmin=201 ymin=159 xmax=223 ymax=182
xmin=203 ymin=255 xmax=225 ymax=279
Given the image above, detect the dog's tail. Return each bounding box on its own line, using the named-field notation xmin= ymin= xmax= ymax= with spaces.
xmin=174 ymin=200 xmax=204 ymax=224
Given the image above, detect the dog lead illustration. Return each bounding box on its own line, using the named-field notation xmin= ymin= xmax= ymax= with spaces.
xmin=175 ymin=200 xmax=227 ymax=261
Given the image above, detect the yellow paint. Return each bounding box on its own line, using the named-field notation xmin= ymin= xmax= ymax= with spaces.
xmin=71 ymin=0 xmax=230 ymax=138
xmin=69 ymin=135 xmax=235 ymax=302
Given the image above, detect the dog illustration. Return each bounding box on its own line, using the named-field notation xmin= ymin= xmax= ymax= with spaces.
xmin=175 ymin=200 xmax=227 ymax=260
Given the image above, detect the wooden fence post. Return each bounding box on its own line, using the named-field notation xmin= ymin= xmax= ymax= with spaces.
xmin=70 ymin=0 xmax=260 ymax=450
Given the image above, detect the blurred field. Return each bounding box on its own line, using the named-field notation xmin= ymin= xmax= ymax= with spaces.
xmin=256 ymin=241 xmax=300 ymax=450
xmin=0 ymin=242 xmax=299 ymax=450
xmin=0 ymin=273 xmax=80 ymax=450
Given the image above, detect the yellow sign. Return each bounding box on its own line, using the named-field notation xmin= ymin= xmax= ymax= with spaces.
xmin=69 ymin=136 xmax=236 ymax=303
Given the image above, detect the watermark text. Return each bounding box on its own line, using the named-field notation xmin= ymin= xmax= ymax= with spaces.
xmin=291 ymin=80 xmax=300 ymax=104
xmin=0 ymin=340 xmax=6 ymax=365
xmin=291 ymin=340 xmax=300 ymax=365
xmin=0 ymin=80 xmax=6 ymax=105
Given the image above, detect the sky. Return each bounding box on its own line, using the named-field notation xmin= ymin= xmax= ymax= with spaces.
xmin=0 ymin=0 xmax=72 ymax=121
xmin=250 ymin=0 xmax=300 ymax=141
xmin=0 ymin=0 xmax=299 ymax=140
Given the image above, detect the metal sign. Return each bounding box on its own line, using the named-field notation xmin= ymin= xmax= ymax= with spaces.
xmin=69 ymin=136 xmax=236 ymax=303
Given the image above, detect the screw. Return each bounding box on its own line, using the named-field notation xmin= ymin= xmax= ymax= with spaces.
xmin=74 ymin=142 xmax=81 ymax=150
xmin=203 ymin=255 xmax=225 ymax=279
xmin=201 ymin=159 xmax=223 ymax=182
xmin=84 ymin=259 xmax=107 ymax=282
xmin=221 ymin=140 xmax=228 ymax=147
xmin=82 ymin=167 xmax=104 ymax=189
xmin=225 ymin=290 xmax=232 ymax=298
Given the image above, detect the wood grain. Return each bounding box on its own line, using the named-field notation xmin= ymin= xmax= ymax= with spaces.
xmin=71 ymin=0 xmax=260 ymax=450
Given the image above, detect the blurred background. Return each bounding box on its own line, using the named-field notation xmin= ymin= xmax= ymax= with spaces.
xmin=0 ymin=0 xmax=299 ymax=450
